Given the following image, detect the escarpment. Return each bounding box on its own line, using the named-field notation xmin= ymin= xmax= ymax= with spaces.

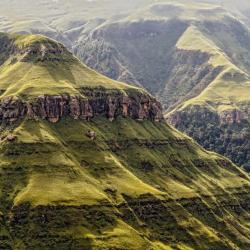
xmin=0 ymin=89 xmax=163 ymax=124
xmin=0 ymin=33 xmax=164 ymax=124
xmin=168 ymin=107 xmax=250 ymax=127
xmin=219 ymin=108 xmax=250 ymax=124
xmin=0 ymin=33 xmax=250 ymax=249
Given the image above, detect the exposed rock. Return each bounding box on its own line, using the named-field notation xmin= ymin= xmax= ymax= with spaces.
xmin=0 ymin=89 xmax=163 ymax=124
xmin=86 ymin=130 xmax=97 ymax=140
xmin=167 ymin=106 xmax=250 ymax=169
xmin=219 ymin=109 xmax=250 ymax=124
xmin=168 ymin=106 xmax=250 ymax=127
xmin=18 ymin=40 xmax=68 ymax=63
xmin=6 ymin=134 xmax=16 ymax=142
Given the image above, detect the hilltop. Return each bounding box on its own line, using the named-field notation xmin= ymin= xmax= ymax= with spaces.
xmin=0 ymin=33 xmax=140 ymax=98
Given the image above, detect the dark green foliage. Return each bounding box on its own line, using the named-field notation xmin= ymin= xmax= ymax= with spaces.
xmin=173 ymin=108 xmax=250 ymax=171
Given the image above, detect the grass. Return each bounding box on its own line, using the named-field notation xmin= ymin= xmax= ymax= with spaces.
xmin=0 ymin=32 xmax=249 ymax=249
xmin=12 ymin=34 xmax=52 ymax=48
xmin=0 ymin=33 xmax=141 ymax=99
xmin=176 ymin=26 xmax=234 ymax=68
xmin=9 ymin=117 xmax=249 ymax=204
xmin=166 ymin=21 xmax=250 ymax=172
xmin=172 ymin=25 xmax=250 ymax=113
xmin=0 ymin=117 xmax=250 ymax=249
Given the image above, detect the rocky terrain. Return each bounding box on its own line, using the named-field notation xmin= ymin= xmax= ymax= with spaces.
xmin=168 ymin=106 xmax=250 ymax=170
xmin=0 ymin=33 xmax=249 ymax=249
xmin=0 ymin=91 xmax=162 ymax=124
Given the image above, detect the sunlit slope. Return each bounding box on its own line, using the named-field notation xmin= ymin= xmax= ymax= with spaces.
xmin=173 ymin=25 xmax=250 ymax=112
xmin=166 ymin=24 xmax=250 ymax=169
xmin=0 ymin=117 xmax=250 ymax=249
xmin=0 ymin=33 xmax=138 ymax=99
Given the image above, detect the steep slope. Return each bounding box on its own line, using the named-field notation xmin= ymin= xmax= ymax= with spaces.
xmin=0 ymin=33 xmax=250 ymax=250
xmin=167 ymin=24 xmax=250 ymax=170
xmin=73 ymin=1 xmax=231 ymax=104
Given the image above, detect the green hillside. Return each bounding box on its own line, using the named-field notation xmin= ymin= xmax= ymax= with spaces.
xmin=1 ymin=116 xmax=250 ymax=249
xmin=0 ymin=33 xmax=249 ymax=249
xmin=0 ymin=33 xmax=138 ymax=99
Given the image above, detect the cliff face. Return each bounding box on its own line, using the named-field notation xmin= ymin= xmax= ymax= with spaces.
xmin=219 ymin=108 xmax=250 ymax=124
xmin=169 ymin=107 xmax=250 ymax=127
xmin=0 ymin=89 xmax=163 ymax=124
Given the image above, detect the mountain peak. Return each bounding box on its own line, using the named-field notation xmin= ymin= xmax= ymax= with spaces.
xmin=0 ymin=33 xmax=139 ymax=98
xmin=0 ymin=33 xmax=163 ymax=123
xmin=12 ymin=34 xmax=69 ymax=63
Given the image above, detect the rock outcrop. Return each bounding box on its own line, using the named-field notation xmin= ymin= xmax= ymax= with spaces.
xmin=19 ymin=40 xmax=67 ymax=63
xmin=219 ymin=108 xmax=250 ymax=124
xmin=0 ymin=89 xmax=163 ymax=124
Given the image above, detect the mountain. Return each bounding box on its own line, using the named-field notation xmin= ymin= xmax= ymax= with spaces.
xmin=166 ymin=21 xmax=250 ymax=170
xmin=0 ymin=33 xmax=249 ymax=249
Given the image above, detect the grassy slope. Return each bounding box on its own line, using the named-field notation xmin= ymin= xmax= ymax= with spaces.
xmin=166 ymin=24 xmax=250 ymax=169
xmin=0 ymin=33 xmax=248 ymax=249
xmin=0 ymin=117 xmax=249 ymax=249
xmin=0 ymin=33 xmax=140 ymax=99
xmin=170 ymin=25 xmax=250 ymax=114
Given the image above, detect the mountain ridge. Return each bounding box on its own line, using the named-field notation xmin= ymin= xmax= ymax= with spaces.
xmin=0 ymin=33 xmax=249 ymax=249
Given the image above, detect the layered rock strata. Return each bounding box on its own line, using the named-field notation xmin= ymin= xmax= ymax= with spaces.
xmin=0 ymin=89 xmax=163 ymax=124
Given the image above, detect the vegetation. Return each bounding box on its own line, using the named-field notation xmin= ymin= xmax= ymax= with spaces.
xmin=0 ymin=33 xmax=139 ymax=99
xmin=0 ymin=0 xmax=249 ymax=170
xmin=0 ymin=32 xmax=249 ymax=249
xmin=167 ymin=20 xmax=250 ymax=170
xmin=1 ymin=117 xmax=250 ymax=249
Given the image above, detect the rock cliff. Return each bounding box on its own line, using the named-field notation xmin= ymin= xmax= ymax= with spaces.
xmin=219 ymin=108 xmax=250 ymax=124
xmin=0 ymin=89 xmax=163 ymax=124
